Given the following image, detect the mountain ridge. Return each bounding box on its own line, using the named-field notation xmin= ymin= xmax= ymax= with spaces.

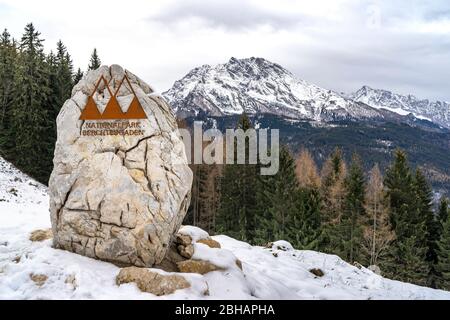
xmin=163 ymin=57 xmax=450 ymax=129
xmin=349 ymin=85 xmax=450 ymax=129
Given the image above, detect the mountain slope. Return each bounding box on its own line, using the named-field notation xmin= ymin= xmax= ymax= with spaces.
xmin=164 ymin=57 xmax=450 ymax=130
xmin=350 ymin=86 xmax=450 ymax=129
xmin=1 ymin=156 xmax=450 ymax=299
xmin=164 ymin=57 xmax=390 ymax=122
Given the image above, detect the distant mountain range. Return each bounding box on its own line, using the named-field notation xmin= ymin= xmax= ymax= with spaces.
xmin=349 ymin=86 xmax=450 ymax=129
xmin=162 ymin=57 xmax=450 ymax=196
xmin=163 ymin=57 xmax=450 ymax=129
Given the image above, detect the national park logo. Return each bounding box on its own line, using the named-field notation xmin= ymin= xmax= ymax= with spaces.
xmin=80 ymin=75 xmax=147 ymax=137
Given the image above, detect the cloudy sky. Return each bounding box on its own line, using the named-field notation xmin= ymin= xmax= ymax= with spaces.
xmin=0 ymin=0 xmax=449 ymax=101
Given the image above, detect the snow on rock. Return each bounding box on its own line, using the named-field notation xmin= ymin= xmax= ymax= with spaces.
xmin=178 ymin=225 xmax=210 ymax=242
xmin=1 ymin=156 xmax=450 ymax=299
xmin=270 ymin=240 xmax=294 ymax=252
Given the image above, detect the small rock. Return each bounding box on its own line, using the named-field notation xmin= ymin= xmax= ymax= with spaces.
xmin=65 ymin=274 xmax=77 ymax=288
xmin=197 ymin=238 xmax=221 ymax=249
xmin=177 ymin=260 xmax=223 ymax=275
xmin=30 ymin=274 xmax=48 ymax=286
xmin=13 ymin=256 xmax=21 ymax=263
xmin=29 ymin=229 xmax=53 ymax=242
xmin=116 ymin=267 xmax=190 ymax=296
xmin=154 ymin=243 xmax=186 ymax=272
xmin=368 ymin=265 xmax=382 ymax=275
xmin=272 ymin=252 xmax=278 ymax=258
xmin=235 ymin=259 xmax=243 ymax=270
xmin=353 ymin=262 xmax=363 ymax=269
xmin=265 ymin=242 xmax=274 ymax=248
xmin=203 ymin=284 xmax=210 ymax=296
xmin=176 ymin=234 xmax=192 ymax=246
xmin=178 ymin=244 xmax=194 ymax=259
xmin=309 ymin=268 xmax=325 ymax=277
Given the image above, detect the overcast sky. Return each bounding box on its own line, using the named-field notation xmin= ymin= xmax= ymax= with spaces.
xmin=0 ymin=0 xmax=449 ymax=101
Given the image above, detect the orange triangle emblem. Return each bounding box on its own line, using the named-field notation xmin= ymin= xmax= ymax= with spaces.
xmin=124 ymin=96 xmax=147 ymax=119
xmin=102 ymin=95 xmax=126 ymax=119
xmin=79 ymin=96 xmax=103 ymax=120
xmin=79 ymin=74 xmax=148 ymax=120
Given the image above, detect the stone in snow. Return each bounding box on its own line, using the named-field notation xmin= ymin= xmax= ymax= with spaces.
xmin=49 ymin=65 xmax=192 ymax=267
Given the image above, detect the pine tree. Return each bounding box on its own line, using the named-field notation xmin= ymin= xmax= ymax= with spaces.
xmin=383 ymin=149 xmax=429 ymax=285
xmin=73 ymin=68 xmax=83 ymax=83
xmin=383 ymin=232 xmax=430 ymax=286
xmin=363 ymin=164 xmax=394 ymax=267
xmin=217 ymin=114 xmax=258 ymax=243
xmin=265 ymin=146 xmax=298 ymax=241
xmin=436 ymin=202 xmax=450 ymax=290
xmin=54 ymin=40 xmax=73 ymax=109
xmin=10 ymin=23 xmax=52 ymax=183
xmin=437 ymin=197 xmax=449 ymax=227
xmin=293 ymin=187 xmax=322 ymax=250
xmin=88 ymin=48 xmax=101 ymax=70
xmin=254 ymin=173 xmax=275 ymax=244
xmin=337 ymin=154 xmax=366 ymax=263
xmin=190 ymin=164 xmax=209 ymax=228
xmin=414 ymin=168 xmax=439 ymax=287
xmin=384 ymin=149 xmax=415 ymax=234
xmin=0 ymin=29 xmax=17 ymax=159
xmin=292 ymin=149 xmax=322 ymax=250
xmin=46 ymin=50 xmax=58 ymax=137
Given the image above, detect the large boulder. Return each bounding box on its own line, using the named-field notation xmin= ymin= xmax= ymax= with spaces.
xmin=49 ymin=65 xmax=192 ymax=267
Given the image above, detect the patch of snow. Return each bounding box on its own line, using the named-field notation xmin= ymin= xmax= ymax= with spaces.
xmin=178 ymin=225 xmax=210 ymax=242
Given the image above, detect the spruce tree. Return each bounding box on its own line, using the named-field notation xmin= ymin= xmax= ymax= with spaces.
xmin=54 ymin=40 xmax=73 ymax=110
xmin=0 ymin=29 xmax=17 ymax=160
xmin=73 ymin=68 xmax=84 ymax=83
xmin=11 ymin=23 xmax=51 ymax=183
xmin=46 ymin=51 xmax=58 ymax=137
xmin=88 ymin=48 xmax=101 ymax=70
xmin=437 ymin=197 xmax=449 ymax=227
xmin=414 ymin=168 xmax=439 ymax=287
xmin=217 ymin=114 xmax=258 ymax=243
xmin=384 ymin=149 xmax=415 ymax=233
xmin=293 ymin=187 xmax=322 ymax=250
xmin=383 ymin=150 xmax=429 ymax=285
xmin=293 ymin=149 xmax=322 ymax=250
xmin=338 ymin=154 xmax=366 ymax=263
xmin=264 ymin=146 xmax=298 ymax=241
xmin=436 ymin=202 xmax=450 ymax=290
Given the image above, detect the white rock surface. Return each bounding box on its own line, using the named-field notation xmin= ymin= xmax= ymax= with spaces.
xmin=49 ymin=65 xmax=192 ymax=267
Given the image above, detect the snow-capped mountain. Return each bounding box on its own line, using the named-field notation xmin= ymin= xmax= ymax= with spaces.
xmin=1 ymin=155 xmax=450 ymax=299
xmin=350 ymin=86 xmax=450 ymax=129
xmin=163 ymin=57 xmax=388 ymax=122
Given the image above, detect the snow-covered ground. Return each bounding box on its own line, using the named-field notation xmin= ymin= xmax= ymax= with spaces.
xmin=1 ymin=156 xmax=450 ymax=300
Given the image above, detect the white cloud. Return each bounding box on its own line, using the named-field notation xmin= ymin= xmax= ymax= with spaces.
xmin=0 ymin=0 xmax=449 ymax=101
